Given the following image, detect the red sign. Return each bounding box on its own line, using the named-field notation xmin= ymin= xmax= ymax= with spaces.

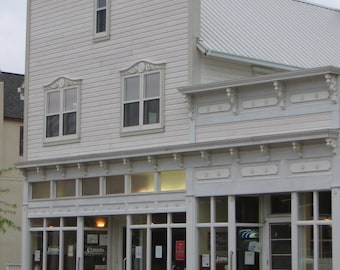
xmin=175 ymin=240 xmax=185 ymax=261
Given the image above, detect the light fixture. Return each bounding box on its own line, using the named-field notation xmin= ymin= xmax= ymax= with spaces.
xmin=96 ymin=218 xmax=106 ymax=228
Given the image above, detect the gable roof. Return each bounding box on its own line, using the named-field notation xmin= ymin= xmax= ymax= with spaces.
xmin=0 ymin=72 xmax=24 ymax=120
xmin=199 ymin=0 xmax=340 ymax=70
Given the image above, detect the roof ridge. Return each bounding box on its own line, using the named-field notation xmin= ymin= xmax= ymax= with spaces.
xmin=293 ymin=0 xmax=340 ymax=11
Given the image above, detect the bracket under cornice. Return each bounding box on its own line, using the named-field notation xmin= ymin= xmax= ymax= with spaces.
xmin=273 ymin=80 xmax=285 ymax=110
xmin=56 ymin=165 xmax=65 ymax=178
xmin=226 ymin=88 xmax=238 ymax=115
xmin=123 ymin=158 xmax=133 ymax=172
xmin=326 ymin=138 xmax=337 ymax=155
xmin=325 ymin=74 xmax=337 ymax=104
xmin=147 ymin=156 xmax=158 ymax=170
xmin=229 ymin=148 xmax=240 ymax=163
xmin=173 ymin=154 xmax=184 ymax=168
xmin=201 ymin=151 xmax=211 ymax=165
xmin=292 ymin=141 xmax=303 ymax=158
xmin=260 ymin=145 xmax=271 ymax=160
xmin=77 ymin=162 xmax=87 ymax=176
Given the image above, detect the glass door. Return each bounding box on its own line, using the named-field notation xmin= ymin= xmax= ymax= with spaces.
xmin=270 ymin=223 xmax=291 ymax=270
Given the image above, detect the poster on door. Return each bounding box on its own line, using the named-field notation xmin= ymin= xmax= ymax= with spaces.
xmin=176 ymin=240 xmax=185 ymax=261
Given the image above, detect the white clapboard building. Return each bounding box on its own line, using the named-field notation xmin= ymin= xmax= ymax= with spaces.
xmin=18 ymin=0 xmax=340 ymax=270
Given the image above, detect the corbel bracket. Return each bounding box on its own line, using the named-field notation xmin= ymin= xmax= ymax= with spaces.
xmin=99 ymin=161 xmax=109 ymax=174
xmin=77 ymin=162 xmax=87 ymax=176
xmin=147 ymin=156 xmax=158 ymax=170
xmin=56 ymin=165 xmax=65 ymax=178
xmin=36 ymin=167 xmax=46 ymax=178
xmin=123 ymin=158 xmax=133 ymax=172
xmin=229 ymin=148 xmax=240 ymax=163
xmin=273 ymin=81 xmax=286 ymax=109
xmin=226 ymin=88 xmax=238 ymax=115
xmin=325 ymin=74 xmax=337 ymax=104
xmin=173 ymin=154 xmax=184 ymax=168
xmin=326 ymin=138 xmax=337 ymax=155
xmin=292 ymin=141 xmax=303 ymax=158
xmin=185 ymin=95 xmax=194 ymax=119
xmin=201 ymin=151 xmax=211 ymax=165
xmin=260 ymin=145 xmax=271 ymax=160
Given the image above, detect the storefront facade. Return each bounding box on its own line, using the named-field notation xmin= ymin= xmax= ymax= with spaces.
xmin=19 ymin=67 xmax=340 ymax=270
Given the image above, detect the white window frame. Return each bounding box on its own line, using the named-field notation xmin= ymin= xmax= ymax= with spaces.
xmin=43 ymin=77 xmax=81 ymax=145
xmin=93 ymin=0 xmax=110 ymax=41
xmin=120 ymin=61 xmax=165 ymax=136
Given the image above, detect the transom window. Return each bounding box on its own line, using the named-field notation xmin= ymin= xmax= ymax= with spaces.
xmin=121 ymin=61 xmax=165 ymax=135
xmin=44 ymin=77 xmax=81 ymax=144
xmin=94 ymin=0 xmax=110 ymax=41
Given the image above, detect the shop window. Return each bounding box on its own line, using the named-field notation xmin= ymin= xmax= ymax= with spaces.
xmin=298 ymin=192 xmax=313 ymax=220
xmin=131 ymin=214 xmax=147 ymax=225
xmin=106 ymin=175 xmax=125 ymax=194
xmin=31 ymin=181 xmax=50 ymax=199
xmin=152 ymin=213 xmax=167 ymax=224
xmin=31 ymin=219 xmax=43 ymax=228
xmin=131 ymin=229 xmax=147 ymax=270
xmin=47 ymin=218 xmax=60 ymax=228
xmin=198 ymin=197 xmax=211 ymax=223
xmin=64 ymin=217 xmax=77 ymax=227
xmin=160 ymin=170 xmax=186 ymax=191
xmin=270 ymin=193 xmax=291 ymax=214
xmin=31 ymin=231 xmax=43 ymax=270
xmin=64 ymin=231 xmax=77 ymax=270
xmin=236 ymin=196 xmax=259 ymax=223
xmin=172 ymin=213 xmax=186 ymax=224
xmin=319 ymin=191 xmax=331 ymax=219
xmin=56 ymin=179 xmax=75 ymax=197
xmin=130 ymin=173 xmax=154 ymax=193
xmin=216 ymin=196 xmax=228 ymax=223
xmin=47 ymin=231 xmax=60 ymax=270
xmin=82 ymin=177 xmax=100 ymax=196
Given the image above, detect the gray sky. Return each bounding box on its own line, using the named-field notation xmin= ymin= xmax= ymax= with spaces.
xmin=0 ymin=0 xmax=340 ymax=74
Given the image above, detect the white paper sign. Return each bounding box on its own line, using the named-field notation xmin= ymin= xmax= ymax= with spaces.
xmin=135 ymin=246 xmax=142 ymax=259
xmin=244 ymin=251 xmax=255 ymax=265
xmin=34 ymin=250 xmax=40 ymax=262
xmin=155 ymin=245 xmax=163 ymax=258
xmin=202 ymin=254 xmax=210 ymax=267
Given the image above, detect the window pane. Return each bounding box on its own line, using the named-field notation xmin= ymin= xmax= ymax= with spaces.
xmin=131 ymin=214 xmax=147 ymax=225
xmin=63 ymin=112 xmax=76 ymax=135
xmin=319 ymin=191 xmax=331 ymax=219
xmin=198 ymin=228 xmax=210 ymax=267
xmin=236 ymin=196 xmax=259 ymax=223
xmin=131 ymin=229 xmax=147 ymax=270
xmin=106 ymin=175 xmax=125 ymax=194
xmin=64 ymin=217 xmax=77 ymax=227
xmin=46 ymin=115 xmax=59 ymax=137
xmin=31 ymin=232 xmax=43 ymax=270
xmin=47 ymin=231 xmax=59 ymax=270
xmin=152 ymin=213 xmax=167 ymax=224
xmin=64 ymin=231 xmax=77 ymax=270
xmin=47 ymin=91 xmax=60 ymax=114
xmin=198 ymin=197 xmax=210 ymax=223
xmin=160 ymin=170 xmax=185 ymax=191
xmin=144 ymin=73 xmax=160 ymax=98
xmin=64 ymin=88 xmax=77 ymax=111
xmin=32 ymin=181 xmax=50 ymax=199
xmin=125 ymin=76 xmax=140 ymax=101
xmin=144 ymin=99 xmax=159 ymax=124
xmin=271 ymin=193 xmax=291 ymax=214
xmin=172 ymin=213 xmax=186 ymax=223
xmin=215 ymin=196 xmax=228 ymax=222
xmin=298 ymin=225 xmax=313 ymax=270
xmin=124 ymin=102 xmax=139 ymax=127
xmin=299 ymin=192 xmax=313 ymax=220
xmin=96 ymin=10 xmax=106 ymax=33
xmin=97 ymin=0 xmax=106 ymax=8
xmin=56 ymin=179 xmax=75 ymax=197
xmin=131 ymin=173 xmax=154 ymax=193
xmin=82 ymin=178 xmax=99 ymax=196
xmin=319 ymin=225 xmax=332 ymax=260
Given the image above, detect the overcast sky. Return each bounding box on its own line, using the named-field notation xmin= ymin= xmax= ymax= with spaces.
xmin=0 ymin=0 xmax=340 ymax=74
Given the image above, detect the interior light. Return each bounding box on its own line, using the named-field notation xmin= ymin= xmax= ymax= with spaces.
xmin=96 ymin=218 xmax=106 ymax=228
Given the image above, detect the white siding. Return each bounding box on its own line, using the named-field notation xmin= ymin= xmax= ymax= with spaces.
xmin=27 ymin=0 xmax=192 ymax=160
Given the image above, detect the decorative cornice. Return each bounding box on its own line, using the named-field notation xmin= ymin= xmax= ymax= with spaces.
xmin=44 ymin=77 xmax=82 ymax=91
xmin=120 ymin=60 xmax=165 ymax=76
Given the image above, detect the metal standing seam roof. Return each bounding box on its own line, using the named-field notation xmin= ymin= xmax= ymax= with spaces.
xmin=199 ymin=0 xmax=340 ymax=69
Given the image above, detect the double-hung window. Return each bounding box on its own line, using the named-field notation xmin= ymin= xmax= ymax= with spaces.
xmin=44 ymin=77 xmax=81 ymax=144
xmin=121 ymin=61 xmax=165 ymax=135
xmin=94 ymin=0 xmax=110 ymax=41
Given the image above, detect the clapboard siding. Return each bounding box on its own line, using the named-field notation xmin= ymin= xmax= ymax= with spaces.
xmin=27 ymin=0 xmax=192 ymax=160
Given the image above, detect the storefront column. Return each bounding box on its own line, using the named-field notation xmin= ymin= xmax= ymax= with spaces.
xmin=332 ymin=187 xmax=340 ymax=270
xmin=76 ymin=217 xmax=84 ymax=270
xmin=185 ymin=195 xmax=196 ymax=270
xmin=291 ymin=192 xmax=298 ymax=270
xmin=228 ymin=196 xmax=236 ymax=270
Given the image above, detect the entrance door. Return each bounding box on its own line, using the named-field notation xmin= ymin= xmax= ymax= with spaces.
xmin=270 ymin=223 xmax=291 ymax=270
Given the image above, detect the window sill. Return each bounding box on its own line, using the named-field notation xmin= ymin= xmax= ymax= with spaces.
xmin=43 ymin=137 xmax=80 ymax=147
xmin=120 ymin=126 xmax=164 ymax=137
xmin=93 ymin=32 xmax=110 ymax=43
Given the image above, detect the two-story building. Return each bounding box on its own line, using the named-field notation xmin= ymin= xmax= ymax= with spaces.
xmin=0 ymin=71 xmax=24 ymax=270
xmin=18 ymin=0 xmax=340 ymax=270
